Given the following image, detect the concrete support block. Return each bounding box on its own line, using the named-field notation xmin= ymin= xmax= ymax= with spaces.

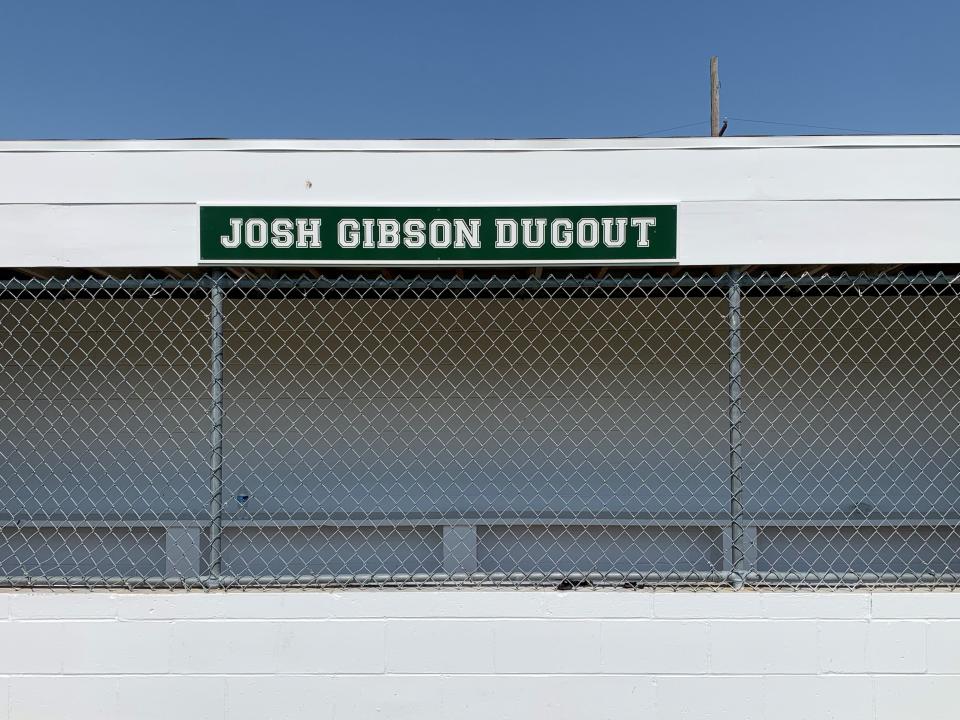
xmin=442 ymin=525 xmax=478 ymax=574
xmin=165 ymin=527 xmax=201 ymax=577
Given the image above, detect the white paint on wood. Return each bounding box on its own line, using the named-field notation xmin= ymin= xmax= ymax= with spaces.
xmin=3 ymin=135 xmax=960 ymax=151
xmin=678 ymin=200 xmax=960 ymax=265
xmin=1 ymin=139 xmax=960 ymax=267
xmin=0 ymin=141 xmax=960 ymax=205
xmin=0 ymin=203 xmax=198 ymax=267
xmin=2 ymin=199 xmax=959 ymax=267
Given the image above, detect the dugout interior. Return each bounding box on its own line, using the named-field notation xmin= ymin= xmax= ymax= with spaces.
xmin=1 ymin=263 xmax=957 ymax=587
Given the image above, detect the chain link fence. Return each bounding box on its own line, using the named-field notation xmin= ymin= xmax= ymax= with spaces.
xmin=0 ymin=270 xmax=957 ymax=589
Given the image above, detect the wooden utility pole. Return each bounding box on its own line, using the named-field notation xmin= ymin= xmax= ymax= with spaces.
xmin=710 ymin=56 xmax=720 ymax=137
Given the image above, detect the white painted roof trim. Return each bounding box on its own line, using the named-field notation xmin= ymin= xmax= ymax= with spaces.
xmin=3 ymin=135 xmax=960 ymax=153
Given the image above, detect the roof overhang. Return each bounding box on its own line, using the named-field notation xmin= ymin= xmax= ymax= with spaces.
xmin=2 ymin=135 xmax=959 ymax=269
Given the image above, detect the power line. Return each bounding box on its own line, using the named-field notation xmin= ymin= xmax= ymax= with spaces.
xmin=638 ymin=120 xmax=709 ymax=137
xmin=636 ymin=115 xmax=884 ymax=139
xmin=728 ymin=117 xmax=886 ymax=134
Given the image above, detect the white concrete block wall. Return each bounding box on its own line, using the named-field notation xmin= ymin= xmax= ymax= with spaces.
xmin=0 ymin=591 xmax=958 ymax=719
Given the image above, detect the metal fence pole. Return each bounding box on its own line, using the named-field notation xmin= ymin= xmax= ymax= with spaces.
xmin=208 ymin=271 xmax=226 ymax=581
xmin=727 ymin=269 xmax=746 ymax=584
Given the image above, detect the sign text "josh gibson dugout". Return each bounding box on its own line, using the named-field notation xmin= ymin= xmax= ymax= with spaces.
xmin=220 ymin=215 xmax=658 ymax=251
xmin=199 ymin=205 xmax=678 ymax=265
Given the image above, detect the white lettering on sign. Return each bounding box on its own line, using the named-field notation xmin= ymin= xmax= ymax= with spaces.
xmin=521 ymin=218 xmax=547 ymax=248
xmin=403 ymin=219 xmax=426 ymax=248
xmin=295 ymin=219 xmax=322 ymax=248
xmin=429 ymin=219 xmax=452 ymax=249
xmin=337 ymin=219 xmax=360 ymax=248
xmin=220 ymin=215 xmax=658 ymax=251
xmin=221 ymin=217 xmax=322 ymax=249
xmin=632 ymin=217 xmax=656 ymax=247
xmin=453 ymin=219 xmax=481 ymax=249
xmin=602 ymin=217 xmax=627 ymax=248
xmin=270 ymin=218 xmax=294 ymax=248
xmin=551 ymin=218 xmax=573 ymax=248
xmin=377 ymin=219 xmax=401 ymax=249
xmin=495 ymin=219 xmax=517 ymax=248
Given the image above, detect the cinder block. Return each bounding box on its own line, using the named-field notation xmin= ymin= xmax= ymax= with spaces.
xmin=441 ymin=675 xmax=657 ymax=720
xmin=1 ymin=620 xmax=163 ymax=674
xmin=0 ymin=592 xmax=10 ymax=620
xmin=494 ymin=619 xmax=602 ymax=673
xmin=542 ymin=591 xmax=654 ymax=618
xmin=10 ymin=592 xmax=116 ymax=620
xmin=121 ymin=591 xmax=297 ymax=621
xmin=57 ymin=620 xmax=172 ymax=674
xmin=875 ymin=676 xmax=956 ymax=720
xmin=0 ymin=621 xmax=63 ymax=673
xmin=9 ymin=676 xmax=119 ymax=720
xmin=272 ymin=589 xmax=540 ymax=620
xmin=226 ymin=676 xmax=333 ymax=720
xmin=232 ymin=590 xmax=653 ymax=621
xmin=386 ymin=619 xmax=495 ymax=673
xmin=276 ymin=589 xmax=654 ymax=620
xmin=925 ymin=620 xmax=960 ymax=672
xmin=274 ymin=591 xmax=347 ymax=619
xmin=275 ymin=620 xmax=385 ymax=673
xmin=117 ymin=676 xmax=226 ymax=720
xmin=761 ymin=675 xmax=873 ymax=720
xmin=221 ymin=592 xmax=309 ymax=619
xmin=872 ymin=592 xmax=960 ymax=620
xmin=817 ymin=620 xmax=869 ymax=673
xmin=655 ymin=676 xmax=764 ymax=720
xmin=761 ymin=592 xmax=870 ymax=619
xmin=118 ymin=592 xmax=226 ymax=621
xmin=168 ymin=619 xmax=386 ymax=674
xmin=710 ymin=620 xmax=819 ymax=674
xmin=0 ymin=676 xmax=8 ymax=720
xmin=654 ymin=591 xmax=762 ymax=619
xmin=865 ymin=621 xmax=925 ymax=673
xmin=169 ymin=620 xmax=282 ymax=674
xmin=279 ymin=590 xmax=464 ymax=620
xmin=330 ymin=676 xmax=442 ymax=719
xmin=310 ymin=589 xmax=512 ymax=619
xmin=600 ymin=620 xmax=709 ymax=673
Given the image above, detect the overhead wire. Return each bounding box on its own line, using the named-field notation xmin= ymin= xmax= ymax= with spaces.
xmin=727 ymin=117 xmax=886 ymax=134
xmin=637 ymin=120 xmax=709 ymax=137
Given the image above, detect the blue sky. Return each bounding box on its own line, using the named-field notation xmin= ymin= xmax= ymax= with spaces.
xmin=1 ymin=1 xmax=957 ymax=139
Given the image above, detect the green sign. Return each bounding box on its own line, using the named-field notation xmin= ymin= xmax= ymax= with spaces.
xmin=200 ymin=204 xmax=676 ymax=266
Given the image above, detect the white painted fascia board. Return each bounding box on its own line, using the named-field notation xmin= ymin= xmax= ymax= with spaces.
xmin=2 ymin=135 xmax=960 ymax=153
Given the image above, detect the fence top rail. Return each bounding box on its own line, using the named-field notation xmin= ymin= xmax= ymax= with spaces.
xmin=2 ymin=570 xmax=957 ymax=590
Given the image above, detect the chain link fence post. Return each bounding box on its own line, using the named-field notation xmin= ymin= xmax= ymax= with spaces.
xmin=208 ymin=271 xmax=227 ymax=583
xmin=727 ymin=269 xmax=746 ymax=586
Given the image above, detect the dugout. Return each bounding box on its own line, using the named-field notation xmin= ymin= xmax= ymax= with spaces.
xmin=0 ymin=136 xmax=958 ymax=589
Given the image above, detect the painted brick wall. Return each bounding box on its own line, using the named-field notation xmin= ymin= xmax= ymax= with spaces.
xmin=0 ymin=591 xmax=957 ymax=719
